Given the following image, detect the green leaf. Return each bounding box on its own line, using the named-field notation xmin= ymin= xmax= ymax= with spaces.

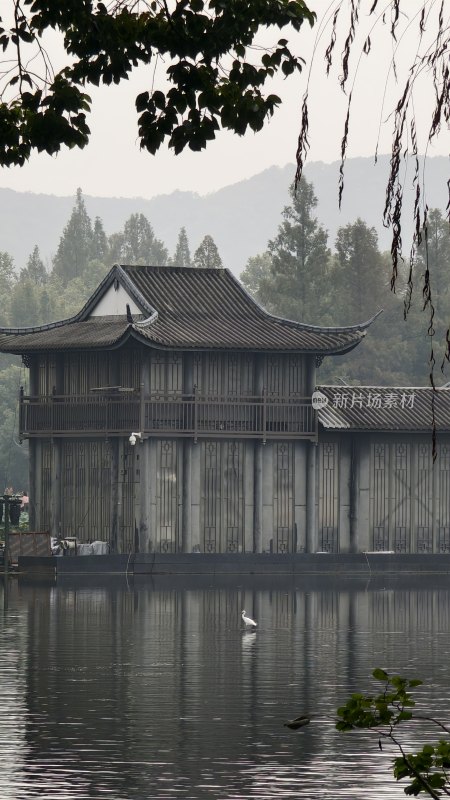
xmin=152 ymin=91 xmax=166 ymax=110
xmin=372 ymin=668 xmax=389 ymax=681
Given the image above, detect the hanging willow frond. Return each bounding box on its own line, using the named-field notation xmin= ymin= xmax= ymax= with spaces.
xmin=295 ymin=0 xmax=449 ymax=424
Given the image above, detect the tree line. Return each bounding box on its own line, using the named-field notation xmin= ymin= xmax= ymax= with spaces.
xmin=240 ymin=181 xmax=450 ymax=388
xmin=0 ymin=188 xmax=224 ymax=331
xmin=0 ymin=180 xmax=448 ymax=490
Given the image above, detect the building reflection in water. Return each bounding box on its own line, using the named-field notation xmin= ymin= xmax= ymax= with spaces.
xmin=1 ymin=575 xmax=450 ymax=799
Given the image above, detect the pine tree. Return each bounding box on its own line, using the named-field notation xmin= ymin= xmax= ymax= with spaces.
xmin=52 ymin=188 xmax=94 ymax=285
xmin=109 ymin=213 xmax=169 ymax=265
xmin=0 ymin=252 xmax=16 ymax=324
xmin=20 ymin=245 xmax=47 ymax=285
xmin=332 ymin=219 xmax=387 ymax=323
xmin=240 ymin=253 xmax=274 ymax=307
xmin=91 ymin=217 xmax=109 ymax=264
xmin=172 ymin=227 xmax=191 ymax=267
xmin=320 ymin=221 xmax=409 ymax=385
xmin=403 ymin=209 xmax=450 ymax=377
xmin=193 ymin=235 xmax=223 ymax=269
xmin=241 ymin=180 xmax=330 ymax=323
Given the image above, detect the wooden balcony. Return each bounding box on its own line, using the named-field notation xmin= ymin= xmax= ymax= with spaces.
xmin=19 ymin=390 xmax=317 ymax=442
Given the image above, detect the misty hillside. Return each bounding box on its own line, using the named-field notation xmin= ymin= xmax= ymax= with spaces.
xmin=1 ymin=155 xmax=447 ymax=275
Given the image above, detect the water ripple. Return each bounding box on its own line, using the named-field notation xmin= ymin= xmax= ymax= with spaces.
xmin=1 ymin=579 xmax=450 ymax=798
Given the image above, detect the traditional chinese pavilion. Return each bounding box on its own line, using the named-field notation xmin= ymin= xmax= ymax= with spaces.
xmin=0 ymin=264 xmax=447 ymax=555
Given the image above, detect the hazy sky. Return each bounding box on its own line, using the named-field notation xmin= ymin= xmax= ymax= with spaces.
xmin=0 ymin=2 xmax=447 ymax=200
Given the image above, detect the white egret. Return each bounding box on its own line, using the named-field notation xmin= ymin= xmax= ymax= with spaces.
xmin=241 ymin=609 xmax=257 ymax=628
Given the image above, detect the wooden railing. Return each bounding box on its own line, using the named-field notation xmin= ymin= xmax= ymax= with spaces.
xmin=19 ymin=390 xmax=317 ymax=442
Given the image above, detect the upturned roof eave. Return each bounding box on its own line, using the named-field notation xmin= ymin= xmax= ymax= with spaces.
xmin=0 ymin=322 xmax=366 ymax=356
xmin=228 ymin=268 xmax=383 ymax=335
xmin=127 ymin=328 xmax=366 ymax=355
xmin=0 ymin=264 xmax=375 ymax=354
xmin=0 ymin=265 xmax=156 ymax=338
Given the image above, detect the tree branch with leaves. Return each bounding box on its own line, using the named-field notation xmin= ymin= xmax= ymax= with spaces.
xmin=336 ymin=669 xmax=450 ymax=798
xmin=0 ymin=0 xmax=315 ymax=165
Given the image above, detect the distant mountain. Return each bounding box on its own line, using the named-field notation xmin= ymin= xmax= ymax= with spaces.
xmin=0 ymin=155 xmax=447 ymax=275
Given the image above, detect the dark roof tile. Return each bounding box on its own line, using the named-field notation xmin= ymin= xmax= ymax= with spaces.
xmin=317 ymin=385 xmax=450 ymax=431
xmin=0 ymin=265 xmax=375 ymax=355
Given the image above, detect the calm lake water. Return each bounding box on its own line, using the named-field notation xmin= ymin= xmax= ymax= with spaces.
xmin=1 ymin=573 xmax=450 ymax=800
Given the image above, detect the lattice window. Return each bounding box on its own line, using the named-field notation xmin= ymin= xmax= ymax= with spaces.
xmin=392 ymin=443 xmax=410 ymax=552
xmin=167 ymin=353 xmax=182 ymax=395
xmin=150 ymin=351 xmax=182 ymax=396
xmin=41 ymin=442 xmax=52 ymax=531
xmin=417 ymin=526 xmax=433 ymax=553
xmin=120 ymin=348 xmax=141 ymax=389
xmin=320 ymin=527 xmax=337 ymax=553
xmin=226 ymin=527 xmax=240 ymax=552
xmin=416 ymin=443 xmax=433 ymax=552
xmin=200 ymin=440 xmax=245 ymax=553
xmin=436 ymin=444 xmax=450 ymax=554
xmin=319 ymin=442 xmax=339 ymax=553
xmin=203 ymin=441 xmax=219 ymax=552
xmin=223 ymin=442 xmax=244 ymax=552
xmin=395 ymin=443 xmax=408 ymax=471
xmin=121 ymin=444 xmax=138 ymax=553
xmin=204 ymin=528 xmax=217 ymax=553
xmin=242 ymin=355 xmax=255 ymax=395
xmin=439 ymin=527 xmax=450 ymax=553
xmin=274 ymin=443 xmax=294 ymax=553
xmin=374 ymin=442 xmax=385 ymax=471
xmin=394 ymin=526 xmax=407 ymax=552
xmin=440 ymin=445 xmax=450 ymax=472
xmin=38 ymin=355 xmax=56 ymax=395
xmin=265 ymin=355 xmax=282 ymax=397
xmin=156 ymin=440 xmax=179 ymax=552
xmin=224 ymin=354 xmax=238 ymax=396
xmin=373 ymin=526 xmax=389 ymax=551
xmin=371 ymin=442 xmax=389 ymax=550
xmin=277 ymin=527 xmax=290 ymax=553
xmin=288 ymin=355 xmax=305 ymax=397
xmin=61 ymin=441 xmax=112 ymax=544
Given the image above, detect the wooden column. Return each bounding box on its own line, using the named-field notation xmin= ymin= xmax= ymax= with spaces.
xmin=110 ymin=438 xmax=119 ymax=553
xmin=182 ymin=443 xmax=192 ymax=553
xmin=306 ymin=443 xmax=317 ymax=553
xmin=28 ymin=439 xmax=37 ymax=530
xmin=138 ymin=440 xmax=151 ymax=552
xmin=355 ymin=436 xmax=370 ymax=552
xmin=349 ymin=437 xmax=357 ymax=553
xmin=27 ymin=357 xmax=39 ymax=530
xmin=139 ymin=359 xmax=151 ymax=552
xmin=50 ymin=439 xmax=62 ymax=537
xmin=253 ymin=443 xmax=263 ymax=553
xmin=253 ymin=354 xmax=264 ymax=553
xmin=33 ymin=440 xmax=42 ymax=530
xmin=306 ymin=356 xmax=317 ymax=553
xmin=182 ymin=354 xmax=194 ymax=553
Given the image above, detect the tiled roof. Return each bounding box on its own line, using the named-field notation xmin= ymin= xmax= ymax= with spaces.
xmin=0 ymin=318 xmax=129 ymax=353
xmin=123 ymin=266 xmax=372 ymax=352
xmin=317 ymin=386 xmax=450 ymax=432
xmin=0 ymin=265 xmax=375 ymax=355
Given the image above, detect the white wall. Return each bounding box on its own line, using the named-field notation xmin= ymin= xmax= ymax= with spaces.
xmin=90 ymin=283 xmax=142 ymax=316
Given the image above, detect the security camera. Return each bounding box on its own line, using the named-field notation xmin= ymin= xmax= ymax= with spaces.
xmin=129 ymin=432 xmax=140 ymax=446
